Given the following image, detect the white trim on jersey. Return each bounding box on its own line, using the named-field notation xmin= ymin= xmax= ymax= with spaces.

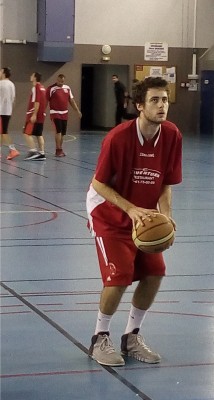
xmin=26 ymin=108 xmax=35 ymax=114
xmin=136 ymin=118 xmax=161 ymax=147
xmin=31 ymin=87 xmax=36 ymax=103
xmin=49 ymin=85 xmax=73 ymax=99
xmin=50 ymin=110 xmax=68 ymax=115
xmin=86 ymin=183 xmax=106 ymax=236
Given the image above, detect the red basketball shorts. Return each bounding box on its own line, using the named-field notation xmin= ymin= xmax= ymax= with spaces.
xmin=95 ymin=236 xmax=166 ymax=286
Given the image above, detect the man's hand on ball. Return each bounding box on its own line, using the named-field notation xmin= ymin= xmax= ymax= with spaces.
xmin=127 ymin=207 xmax=158 ymax=227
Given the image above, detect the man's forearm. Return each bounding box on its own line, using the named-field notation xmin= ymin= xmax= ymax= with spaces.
xmin=158 ymin=185 xmax=172 ymax=217
xmin=70 ymin=98 xmax=81 ymax=114
xmin=92 ymin=177 xmax=134 ymax=214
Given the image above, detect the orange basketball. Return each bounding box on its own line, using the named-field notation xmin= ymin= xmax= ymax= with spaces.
xmin=132 ymin=213 xmax=174 ymax=253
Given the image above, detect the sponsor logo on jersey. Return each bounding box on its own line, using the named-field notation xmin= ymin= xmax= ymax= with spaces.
xmin=139 ymin=152 xmax=154 ymax=157
xmin=132 ymin=168 xmax=161 ymax=185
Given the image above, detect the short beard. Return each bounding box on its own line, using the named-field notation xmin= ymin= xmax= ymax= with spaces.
xmin=144 ymin=115 xmax=163 ymax=125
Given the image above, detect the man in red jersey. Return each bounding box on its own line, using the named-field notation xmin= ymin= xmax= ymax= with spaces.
xmin=46 ymin=74 xmax=82 ymax=157
xmin=86 ymin=77 xmax=182 ymax=367
xmin=23 ymin=72 xmax=46 ymax=160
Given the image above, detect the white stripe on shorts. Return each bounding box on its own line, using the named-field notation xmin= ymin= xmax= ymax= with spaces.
xmin=96 ymin=237 xmax=109 ymax=266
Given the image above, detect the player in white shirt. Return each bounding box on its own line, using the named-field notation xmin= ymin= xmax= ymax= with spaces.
xmin=0 ymin=67 xmax=20 ymax=160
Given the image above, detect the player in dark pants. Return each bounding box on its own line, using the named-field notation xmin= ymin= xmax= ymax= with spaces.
xmin=51 ymin=119 xmax=67 ymax=154
xmin=46 ymin=74 xmax=82 ymax=157
xmin=112 ymin=74 xmax=137 ymax=125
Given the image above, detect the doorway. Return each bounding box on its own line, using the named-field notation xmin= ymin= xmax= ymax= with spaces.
xmin=80 ymin=64 xmax=130 ymax=131
xmin=81 ymin=66 xmax=94 ymax=130
xmin=200 ymin=70 xmax=214 ymax=135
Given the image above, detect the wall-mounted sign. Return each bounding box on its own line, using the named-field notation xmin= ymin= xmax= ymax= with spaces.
xmin=135 ymin=65 xmax=176 ymax=102
xmin=144 ymin=42 xmax=168 ymax=61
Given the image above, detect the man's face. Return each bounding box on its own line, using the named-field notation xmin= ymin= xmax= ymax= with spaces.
xmin=138 ymin=88 xmax=169 ymax=124
xmin=57 ymin=76 xmax=65 ymax=87
xmin=30 ymin=73 xmax=35 ymax=82
xmin=112 ymin=76 xmax=118 ymax=83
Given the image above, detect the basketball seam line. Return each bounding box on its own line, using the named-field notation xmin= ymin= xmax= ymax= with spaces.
xmin=134 ymin=230 xmax=174 ymax=246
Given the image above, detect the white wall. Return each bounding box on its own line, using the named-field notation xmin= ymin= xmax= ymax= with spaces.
xmin=1 ymin=0 xmax=37 ymax=42
xmin=75 ymin=0 xmax=214 ymax=48
xmin=1 ymin=0 xmax=214 ymax=48
xmin=0 ymin=1 xmax=3 ymax=41
xmin=196 ymin=0 xmax=214 ymax=48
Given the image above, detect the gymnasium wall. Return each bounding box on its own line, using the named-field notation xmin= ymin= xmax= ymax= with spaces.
xmin=1 ymin=0 xmax=214 ymax=134
xmin=1 ymin=0 xmax=214 ymax=48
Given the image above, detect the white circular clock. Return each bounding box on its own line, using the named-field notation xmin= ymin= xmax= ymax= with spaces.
xmin=101 ymin=45 xmax=112 ymax=55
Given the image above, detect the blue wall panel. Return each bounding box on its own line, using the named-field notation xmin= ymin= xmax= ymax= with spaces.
xmin=37 ymin=0 xmax=75 ymax=62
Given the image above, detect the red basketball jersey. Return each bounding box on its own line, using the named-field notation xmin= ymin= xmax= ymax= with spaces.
xmin=87 ymin=119 xmax=182 ymax=237
xmin=46 ymin=84 xmax=73 ymax=120
xmin=26 ymin=83 xmax=46 ymax=123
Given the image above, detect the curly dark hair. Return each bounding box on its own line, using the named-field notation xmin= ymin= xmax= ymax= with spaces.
xmin=132 ymin=77 xmax=169 ymax=105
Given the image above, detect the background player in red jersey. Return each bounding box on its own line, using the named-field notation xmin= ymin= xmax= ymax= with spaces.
xmin=46 ymin=74 xmax=82 ymax=157
xmin=23 ymin=72 xmax=46 ymax=160
xmin=86 ymin=77 xmax=182 ymax=367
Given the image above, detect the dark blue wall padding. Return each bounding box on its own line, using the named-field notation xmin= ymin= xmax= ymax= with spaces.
xmin=37 ymin=0 xmax=75 ymax=62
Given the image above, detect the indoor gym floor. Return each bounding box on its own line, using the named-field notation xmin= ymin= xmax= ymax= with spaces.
xmin=1 ymin=129 xmax=214 ymax=400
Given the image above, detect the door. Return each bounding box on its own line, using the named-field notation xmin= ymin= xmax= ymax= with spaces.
xmin=80 ymin=64 xmax=130 ymax=130
xmin=81 ymin=66 xmax=94 ymax=130
xmin=200 ymin=70 xmax=214 ymax=135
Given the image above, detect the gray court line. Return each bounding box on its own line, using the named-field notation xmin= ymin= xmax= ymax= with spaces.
xmin=1 ymin=161 xmax=48 ymax=178
xmin=0 ymin=281 xmax=153 ymax=400
xmin=17 ymin=189 xmax=88 ymax=221
xmin=46 ymin=156 xmax=95 ymax=171
xmin=0 ymin=168 xmax=22 ymax=178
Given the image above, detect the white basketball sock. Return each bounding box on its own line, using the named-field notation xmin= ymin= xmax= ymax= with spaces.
xmin=124 ymin=305 xmax=147 ymax=334
xmin=95 ymin=310 xmax=112 ymax=334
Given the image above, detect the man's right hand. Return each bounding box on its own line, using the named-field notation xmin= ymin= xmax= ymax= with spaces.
xmin=127 ymin=206 xmax=158 ymax=228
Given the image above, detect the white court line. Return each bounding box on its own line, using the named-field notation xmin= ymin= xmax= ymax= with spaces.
xmin=64 ymin=135 xmax=77 ymax=143
xmin=0 ymin=211 xmax=65 ymax=214
xmin=14 ymin=134 xmax=77 ymax=146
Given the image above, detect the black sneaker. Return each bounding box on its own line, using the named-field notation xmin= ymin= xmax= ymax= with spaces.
xmin=32 ymin=153 xmax=46 ymax=160
xmin=24 ymin=151 xmax=39 ymax=160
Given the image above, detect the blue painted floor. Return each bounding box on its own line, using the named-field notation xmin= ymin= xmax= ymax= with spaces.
xmin=1 ymin=130 xmax=214 ymax=400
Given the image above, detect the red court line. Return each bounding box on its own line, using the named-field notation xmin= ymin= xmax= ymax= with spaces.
xmin=0 ymin=311 xmax=31 ymax=315
xmin=1 ymin=289 xmax=213 ymax=299
xmin=1 ymin=308 xmax=213 ymax=318
xmin=0 ymin=369 xmax=102 ymax=379
xmin=36 ymin=303 xmax=64 ymax=306
xmin=43 ymin=309 xmax=214 ymax=318
xmin=192 ymin=301 xmax=214 ymax=304
xmin=1 ymin=362 xmax=214 ymax=379
xmin=1 ymin=202 xmax=58 ymax=229
xmin=0 ymin=305 xmax=24 ymax=308
xmin=1 ymin=211 xmax=58 ymax=229
xmin=76 ymin=300 xmax=180 ymax=304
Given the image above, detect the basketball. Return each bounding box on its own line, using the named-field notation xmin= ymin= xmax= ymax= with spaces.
xmin=132 ymin=212 xmax=174 ymax=253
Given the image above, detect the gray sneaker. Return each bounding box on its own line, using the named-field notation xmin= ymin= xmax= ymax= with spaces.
xmin=121 ymin=329 xmax=161 ymax=363
xmin=89 ymin=333 xmax=125 ymax=366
